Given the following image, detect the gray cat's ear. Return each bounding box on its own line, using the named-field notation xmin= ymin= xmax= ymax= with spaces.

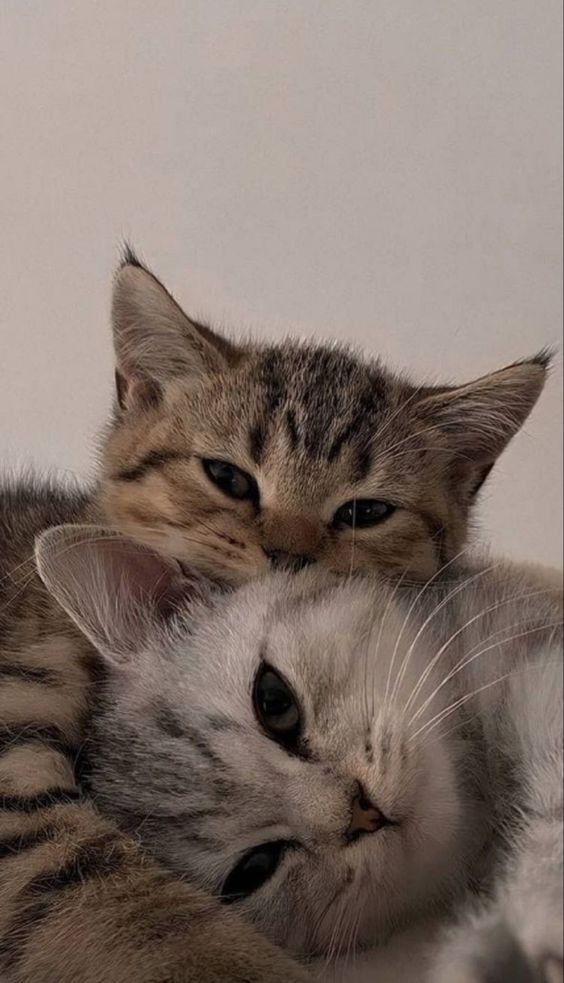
xmin=112 ymin=246 xmax=239 ymax=411
xmin=418 ymin=353 xmax=550 ymax=493
xmin=35 ymin=524 xmax=211 ymax=662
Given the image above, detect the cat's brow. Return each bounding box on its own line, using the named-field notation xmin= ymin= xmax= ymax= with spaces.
xmin=115 ymin=449 xmax=188 ymax=482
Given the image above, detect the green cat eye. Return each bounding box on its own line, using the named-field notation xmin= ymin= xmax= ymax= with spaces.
xmin=221 ymin=840 xmax=289 ymax=904
xmin=202 ymin=459 xmax=259 ymax=503
xmin=332 ymin=499 xmax=396 ymax=529
xmin=253 ymin=664 xmax=301 ymax=750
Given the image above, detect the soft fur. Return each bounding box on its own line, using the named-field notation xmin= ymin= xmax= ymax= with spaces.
xmin=36 ymin=525 xmax=563 ymax=980
xmin=100 ymin=248 xmax=549 ymax=584
xmin=0 ymin=487 xmax=308 ymax=982
xmin=0 ymin=248 xmax=553 ymax=981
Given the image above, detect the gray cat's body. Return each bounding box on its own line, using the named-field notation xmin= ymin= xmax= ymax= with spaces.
xmin=36 ymin=524 xmax=563 ymax=983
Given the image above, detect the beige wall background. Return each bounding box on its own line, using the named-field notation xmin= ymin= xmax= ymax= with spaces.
xmin=1 ymin=1 xmax=562 ymax=566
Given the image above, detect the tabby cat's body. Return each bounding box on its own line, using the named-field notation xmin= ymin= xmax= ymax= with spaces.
xmin=0 ymin=480 xmax=311 ymax=982
xmin=0 ymin=251 xmax=551 ymax=981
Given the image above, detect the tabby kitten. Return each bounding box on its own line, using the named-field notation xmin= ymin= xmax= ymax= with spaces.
xmin=35 ymin=524 xmax=563 ymax=982
xmin=101 ymin=248 xmax=549 ymax=584
xmin=0 ymin=249 xmax=550 ymax=981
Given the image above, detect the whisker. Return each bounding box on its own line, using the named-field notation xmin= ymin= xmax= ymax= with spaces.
xmin=0 ymin=567 xmax=40 ymax=614
xmin=384 ymin=545 xmax=477 ymax=707
xmin=371 ymin=384 xmax=426 ymax=442
xmin=370 ymin=419 xmax=495 ymax=469
xmin=409 ymin=621 xmax=562 ymax=728
xmin=410 ymin=658 xmax=559 ymax=744
xmin=402 ymin=589 xmax=556 ymax=717
xmin=0 ymin=551 xmax=42 ymax=588
xmin=371 ymin=569 xmax=409 ymax=722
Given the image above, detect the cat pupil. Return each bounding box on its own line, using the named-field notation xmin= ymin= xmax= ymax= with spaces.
xmin=263 ymin=689 xmax=291 ymax=718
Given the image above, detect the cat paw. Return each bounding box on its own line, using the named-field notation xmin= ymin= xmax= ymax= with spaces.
xmin=431 ymin=917 xmax=563 ymax=983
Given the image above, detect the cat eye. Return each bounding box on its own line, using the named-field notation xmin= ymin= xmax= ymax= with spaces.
xmin=221 ymin=840 xmax=289 ymax=904
xmin=253 ymin=664 xmax=301 ymax=749
xmin=332 ymin=499 xmax=396 ymax=529
xmin=202 ymin=459 xmax=259 ymax=503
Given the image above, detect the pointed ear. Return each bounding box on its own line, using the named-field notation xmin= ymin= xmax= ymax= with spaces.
xmin=35 ymin=524 xmax=213 ymax=662
xmin=417 ymin=353 xmax=550 ymax=494
xmin=112 ymin=247 xmax=239 ymax=411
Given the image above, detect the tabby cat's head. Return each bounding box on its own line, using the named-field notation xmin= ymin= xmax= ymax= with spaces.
xmin=98 ymin=248 xmax=548 ymax=584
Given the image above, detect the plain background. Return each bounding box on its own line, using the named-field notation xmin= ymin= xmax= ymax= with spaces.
xmin=1 ymin=1 xmax=562 ymax=567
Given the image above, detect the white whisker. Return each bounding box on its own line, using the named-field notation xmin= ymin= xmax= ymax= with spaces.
xmin=409 ymin=621 xmax=562 ymax=729
xmin=402 ymin=589 xmax=555 ymax=717
xmin=384 ymin=546 xmax=478 ymax=707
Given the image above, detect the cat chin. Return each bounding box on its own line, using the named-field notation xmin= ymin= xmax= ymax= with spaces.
xmin=314 ymin=918 xmax=444 ymax=983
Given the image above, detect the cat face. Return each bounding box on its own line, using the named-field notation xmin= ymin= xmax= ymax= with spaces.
xmin=97 ymin=249 xmax=547 ymax=585
xmin=36 ymin=528 xmax=477 ymax=956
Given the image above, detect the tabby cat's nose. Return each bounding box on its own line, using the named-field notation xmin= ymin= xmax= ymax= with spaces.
xmin=345 ymin=785 xmax=387 ymax=842
xmin=264 ymin=550 xmax=313 ymax=572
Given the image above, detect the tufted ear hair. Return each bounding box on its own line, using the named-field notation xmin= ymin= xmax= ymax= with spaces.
xmin=112 ymin=245 xmax=240 ymax=411
xmin=417 ymin=352 xmax=550 ymax=494
xmin=35 ymin=524 xmax=215 ymax=662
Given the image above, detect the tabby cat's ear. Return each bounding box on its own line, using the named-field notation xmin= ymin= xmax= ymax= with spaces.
xmin=35 ymin=524 xmax=214 ymax=662
xmin=417 ymin=353 xmax=550 ymax=494
xmin=112 ymin=246 xmax=239 ymax=411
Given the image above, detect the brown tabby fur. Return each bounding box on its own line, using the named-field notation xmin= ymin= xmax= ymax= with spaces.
xmin=100 ymin=249 xmax=549 ymax=585
xmin=0 ymin=250 xmax=549 ymax=981
xmin=0 ymin=483 xmax=309 ymax=982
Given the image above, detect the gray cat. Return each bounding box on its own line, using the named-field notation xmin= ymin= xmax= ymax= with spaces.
xmin=36 ymin=523 xmax=563 ymax=983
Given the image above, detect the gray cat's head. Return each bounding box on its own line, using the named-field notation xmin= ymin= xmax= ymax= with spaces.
xmin=98 ymin=248 xmax=548 ymax=585
xmin=37 ymin=525 xmax=478 ymax=956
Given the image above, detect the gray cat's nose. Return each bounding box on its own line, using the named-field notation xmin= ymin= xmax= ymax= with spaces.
xmin=264 ymin=550 xmax=313 ymax=573
xmin=345 ymin=784 xmax=388 ymax=843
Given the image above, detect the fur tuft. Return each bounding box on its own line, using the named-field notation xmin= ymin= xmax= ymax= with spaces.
xmin=117 ymin=240 xmax=147 ymax=272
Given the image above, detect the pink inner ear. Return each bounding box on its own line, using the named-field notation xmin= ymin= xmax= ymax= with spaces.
xmin=36 ymin=524 xmax=219 ymax=661
xmin=115 ymin=366 xmax=162 ymax=411
xmin=102 ymin=541 xmax=184 ymax=620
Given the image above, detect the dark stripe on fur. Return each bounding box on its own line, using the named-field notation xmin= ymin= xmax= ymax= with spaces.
xmin=206 ymin=714 xmax=245 ymax=733
xmin=0 ymin=723 xmax=78 ymax=760
xmin=116 ymin=449 xmax=187 ymax=482
xmin=249 ymin=422 xmax=267 ymax=464
xmin=0 ymin=898 xmax=53 ymax=969
xmin=353 ymin=445 xmax=372 ymax=482
xmin=0 ymin=825 xmax=58 ymax=860
xmin=154 ymin=703 xmax=187 ymax=739
xmin=0 ymin=663 xmax=58 ymax=685
xmin=182 ymin=726 xmax=224 ymax=766
xmin=0 ymin=788 xmax=80 ymax=812
xmin=285 ymin=410 xmax=300 ymax=451
xmin=26 ymin=833 xmax=123 ymax=895
xmin=152 ymin=703 xmax=224 ymax=765
xmin=0 ymin=834 xmax=123 ymax=969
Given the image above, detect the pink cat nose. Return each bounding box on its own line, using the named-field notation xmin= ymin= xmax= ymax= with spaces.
xmin=345 ymin=786 xmax=388 ymax=842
